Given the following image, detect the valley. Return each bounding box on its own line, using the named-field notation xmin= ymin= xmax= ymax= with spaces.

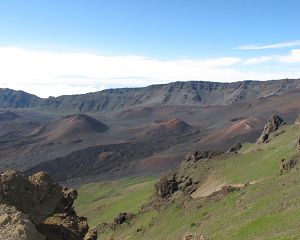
xmin=1 ymin=79 xmax=300 ymax=239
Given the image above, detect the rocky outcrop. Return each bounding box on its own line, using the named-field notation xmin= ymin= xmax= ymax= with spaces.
xmin=0 ymin=170 xmax=62 ymax=225
xmin=280 ymin=158 xmax=297 ymax=174
xmin=257 ymin=115 xmax=286 ymax=143
xmin=155 ymin=172 xmax=179 ymax=199
xmin=0 ymin=204 xmax=45 ymax=240
xmin=37 ymin=211 xmax=95 ymax=240
xmin=184 ymin=151 xmax=222 ymax=163
xmin=226 ymin=142 xmax=243 ymax=154
xmin=183 ymin=233 xmax=209 ymax=240
xmin=111 ymin=213 xmax=135 ymax=230
xmin=0 ymin=170 xmax=97 ymax=240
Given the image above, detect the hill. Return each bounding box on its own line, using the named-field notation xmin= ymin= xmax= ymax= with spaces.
xmin=30 ymin=114 xmax=108 ymax=141
xmin=144 ymin=118 xmax=195 ymax=139
xmin=74 ymin=116 xmax=300 ymax=239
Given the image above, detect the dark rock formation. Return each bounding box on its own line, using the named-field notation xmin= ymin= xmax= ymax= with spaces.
xmin=155 ymin=172 xmax=179 ymax=198
xmin=184 ymin=151 xmax=222 ymax=163
xmin=0 ymin=170 xmax=96 ymax=240
xmin=55 ymin=187 xmax=78 ymax=213
xmin=280 ymin=158 xmax=297 ymax=173
xmin=112 ymin=213 xmax=135 ymax=229
xmin=257 ymin=115 xmax=286 ymax=143
xmin=226 ymin=142 xmax=243 ymax=154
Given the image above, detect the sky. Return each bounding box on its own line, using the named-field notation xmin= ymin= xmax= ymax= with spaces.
xmin=1 ymin=0 xmax=300 ymax=97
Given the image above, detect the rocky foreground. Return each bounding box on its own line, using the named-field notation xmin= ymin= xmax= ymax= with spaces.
xmin=0 ymin=170 xmax=97 ymax=240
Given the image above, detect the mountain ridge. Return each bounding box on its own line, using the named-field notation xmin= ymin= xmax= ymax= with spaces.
xmin=1 ymin=79 xmax=300 ymax=112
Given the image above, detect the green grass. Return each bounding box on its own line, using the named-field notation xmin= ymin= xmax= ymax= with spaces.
xmin=76 ymin=124 xmax=300 ymax=239
xmin=74 ymin=175 xmax=158 ymax=228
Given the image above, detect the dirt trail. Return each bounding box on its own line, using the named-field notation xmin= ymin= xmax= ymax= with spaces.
xmin=191 ymin=174 xmax=258 ymax=198
xmin=191 ymin=174 xmax=226 ymax=198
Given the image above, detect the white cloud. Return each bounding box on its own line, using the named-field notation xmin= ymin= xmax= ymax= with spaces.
xmin=278 ymin=49 xmax=300 ymax=63
xmin=0 ymin=47 xmax=241 ymax=97
xmin=243 ymin=56 xmax=278 ymax=65
xmin=236 ymin=40 xmax=300 ymax=50
xmin=0 ymin=47 xmax=299 ymax=97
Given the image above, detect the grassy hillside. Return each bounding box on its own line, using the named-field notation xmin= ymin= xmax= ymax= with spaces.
xmin=76 ymin=123 xmax=300 ymax=240
xmin=74 ymin=176 xmax=158 ymax=228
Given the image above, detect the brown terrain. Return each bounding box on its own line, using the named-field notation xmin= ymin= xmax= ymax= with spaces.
xmin=0 ymin=170 xmax=97 ymax=239
xmin=0 ymin=79 xmax=299 ymax=185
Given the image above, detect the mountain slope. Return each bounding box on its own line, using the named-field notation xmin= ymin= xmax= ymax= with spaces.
xmin=1 ymin=79 xmax=300 ymax=112
xmin=75 ymin=118 xmax=300 ymax=239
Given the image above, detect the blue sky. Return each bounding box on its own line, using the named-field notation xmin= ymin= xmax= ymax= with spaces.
xmin=0 ymin=0 xmax=300 ymax=97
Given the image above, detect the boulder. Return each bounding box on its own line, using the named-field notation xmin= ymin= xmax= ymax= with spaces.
xmin=280 ymin=158 xmax=297 ymax=173
xmin=155 ymin=172 xmax=179 ymax=198
xmin=111 ymin=212 xmax=135 ymax=230
xmin=0 ymin=204 xmax=45 ymax=240
xmin=0 ymin=170 xmax=97 ymax=240
xmin=226 ymin=142 xmax=243 ymax=154
xmin=0 ymin=171 xmax=62 ymax=225
xmin=257 ymin=115 xmax=286 ymax=143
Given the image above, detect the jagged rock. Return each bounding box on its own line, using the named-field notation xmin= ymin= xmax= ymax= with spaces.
xmin=111 ymin=213 xmax=135 ymax=230
xmin=0 ymin=204 xmax=45 ymax=240
xmin=37 ymin=210 xmax=93 ymax=240
xmin=183 ymin=233 xmax=209 ymax=240
xmin=84 ymin=228 xmax=97 ymax=240
xmin=0 ymin=170 xmax=97 ymax=240
xmin=155 ymin=172 xmax=179 ymax=198
xmin=280 ymin=158 xmax=297 ymax=173
xmin=0 ymin=170 xmax=62 ymax=225
xmin=185 ymin=151 xmax=221 ymax=163
xmin=55 ymin=187 xmax=78 ymax=213
xmin=226 ymin=142 xmax=243 ymax=154
xmin=257 ymin=115 xmax=286 ymax=143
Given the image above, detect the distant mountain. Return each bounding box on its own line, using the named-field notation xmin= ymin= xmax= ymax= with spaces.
xmin=1 ymin=79 xmax=300 ymax=112
xmin=0 ymin=88 xmax=40 ymax=108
